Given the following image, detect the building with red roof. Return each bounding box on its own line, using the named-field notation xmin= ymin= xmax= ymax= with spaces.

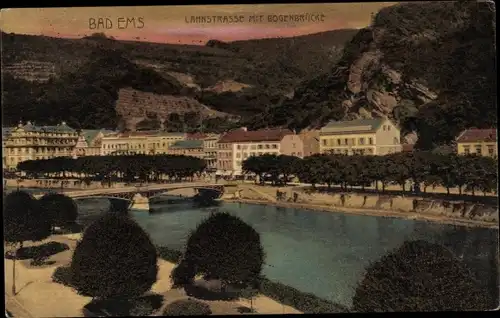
xmin=456 ymin=128 xmax=497 ymax=157
xmin=216 ymin=127 xmax=303 ymax=175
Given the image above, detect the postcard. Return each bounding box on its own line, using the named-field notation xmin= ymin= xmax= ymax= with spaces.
xmin=2 ymin=2 xmax=497 ymax=316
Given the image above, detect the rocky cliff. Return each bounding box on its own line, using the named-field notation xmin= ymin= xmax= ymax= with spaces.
xmin=268 ymin=1 xmax=496 ymax=149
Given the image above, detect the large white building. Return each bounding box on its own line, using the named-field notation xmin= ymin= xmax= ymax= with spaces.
xmin=216 ymin=127 xmax=304 ymax=176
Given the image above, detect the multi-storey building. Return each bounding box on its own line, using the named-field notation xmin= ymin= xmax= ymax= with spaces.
xmin=168 ymin=140 xmax=205 ymax=158
xmin=100 ymin=131 xmax=185 ymax=155
xmin=203 ymin=134 xmax=220 ymax=171
xmin=298 ymin=129 xmax=320 ymax=157
xmin=72 ymin=129 xmax=105 ymax=157
xmin=2 ymin=121 xmax=79 ymax=169
xmin=456 ymin=128 xmax=497 ymax=157
xmin=216 ymin=127 xmax=304 ymax=176
xmin=319 ymin=118 xmax=402 ymax=155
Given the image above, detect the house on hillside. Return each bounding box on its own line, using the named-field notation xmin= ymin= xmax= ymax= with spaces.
xmin=216 ymin=127 xmax=304 ymax=176
xmin=456 ymin=128 xmax=497 ymax=157
xmin=319 ymin=118 xmax=402 ymax=155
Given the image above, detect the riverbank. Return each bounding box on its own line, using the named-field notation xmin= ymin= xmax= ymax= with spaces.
xmin=224 ymin=185 xmax=498 ymax=229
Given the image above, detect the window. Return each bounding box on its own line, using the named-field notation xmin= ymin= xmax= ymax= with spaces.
xmin=368 ymin=138 xmax=373 ymax=145
xmin=323 ymin=139 xmax=327 ymax=146
xmin=388 ymin=125 xmax=391 ymax=131
xmin=272 ymin=144 xmax=278 ymax=149
xmin=337 ymin=139 xmax=341 ymax=145
xmin=243 ymin=153 xmax=248 ymax=158
xmin=488 ymin=145 xmax=494 ymax=155
xmin=237 ymin=145 xmax=241 ymax=150
xmin=265 ymin=144 xmax=270 ymax=149
xmin=292 ymin=143 xmax=296 ymax=148
xmin=251 ymin=145 xmax=257 ymax=150
xmin=475 ymin=145 xmax=482 ymax=155
xmin=463 ymin=146 xmax=470 ymax=154
xmin=236 ymin=153 xmax=241 ymax=158
xmin=359 ymin=138 xmax=365 ymax=145
xmin=393 ymin=137 xmax=399 ymax=144
xmin=344 ymin=138 xmax=348 ymax=145
xmin=258 ymin=145 xmax=263 ymax=149
xmin=383 ymin=125 xmax=386 ymax=131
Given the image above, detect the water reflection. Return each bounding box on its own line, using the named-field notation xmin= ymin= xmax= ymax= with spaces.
xmin=74 ymin=200 xmax=498 ymax=308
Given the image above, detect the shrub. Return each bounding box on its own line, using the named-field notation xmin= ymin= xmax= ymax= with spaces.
xmin=52 ymin=266 xmax=73 ymax=287
xmin=70 ymin=213 xmax=158 ymax=299
xmin=157 ymin=246 xmax=182 ymax=263
xmin=162 ymin=299 xmax=212 ymax=316
xmin=171 ymin=260 xmax=197 ymax=288
xmin=38 ymin=193 xmax=78 ymax=229
xmin=183 ymin=212 xmax=265 ymax=287
xmin=352 ymin=240 xmax=490 ymax=312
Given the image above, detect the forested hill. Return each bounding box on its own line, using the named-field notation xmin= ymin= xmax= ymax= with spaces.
xmin=261 ymin=1 xmax=496 ymax=149
xmin=1 ymin=29 xmax=357 ymax=131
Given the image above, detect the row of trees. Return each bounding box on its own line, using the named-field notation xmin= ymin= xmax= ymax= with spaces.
xmin=17 ymin=154 xmax=207 ymax=184
xmin=243 ymin=152 xmax=498 ymax=196
xmin=4 ymin=189 xmax=495 ymax=312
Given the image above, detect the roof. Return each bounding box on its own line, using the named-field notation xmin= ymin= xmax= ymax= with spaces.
xmin=320 ymin=118 xmax=386 ymax=135
xmin=2 ymin=127 xmax=14 ymax=137
xmin=16 ymin=121 xmax=77 ymax=133
xmin=170 ymin=140 xmax=204 ymax=149
xmin=456 ymin=128 xmax=497 ymax=143
xmin=81 ymin=129 xmax=103 ymax=144
xmin=218 ymin=128 xmax=293 ymax=144
xmin=186 ymin=132 xmax=208 ymax=140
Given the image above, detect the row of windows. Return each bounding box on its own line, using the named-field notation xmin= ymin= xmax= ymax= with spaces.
xmin=462 ymin=145 xmax=496 ymax=155
xmin=235 ymin=151 xmax=280 ymax=159
xmin=236 ymin=144 xmax=279 ymax=150
xmin=382 ymin=125 xmax=392 ymax=131
xmin=322 ymin=137 xmax=374 ymax=147
xmin=6 ymin=148 xmax=73 ymax=154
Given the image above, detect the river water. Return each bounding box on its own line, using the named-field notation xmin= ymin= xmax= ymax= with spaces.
xmin=69 ymin=197 xmax=499 ymax=308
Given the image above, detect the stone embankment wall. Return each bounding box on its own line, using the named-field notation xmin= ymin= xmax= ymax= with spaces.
xmin=235 ymin=185 xmax=499 ymax=223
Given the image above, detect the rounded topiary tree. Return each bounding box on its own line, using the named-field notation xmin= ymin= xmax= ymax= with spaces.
xmin=38 ymin=193 xmax=78 ymax=231
xmin=3 ymin=190 xmax=52 ymax=295
xmin=183 ymin=212 xmax=265 ymax=290
xmin=352 ymin=240 xmax=489 ymax=312
xmin=162 ymin=299 xmax=212 ymax=316
xmin=70 ymin=213 xmax=158 ymax=300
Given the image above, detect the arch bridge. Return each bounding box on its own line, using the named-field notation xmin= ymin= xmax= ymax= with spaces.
xmin=67 ymin=183 xmax=229 ymax=211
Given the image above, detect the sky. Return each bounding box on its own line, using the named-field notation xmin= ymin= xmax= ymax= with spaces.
xmin=0 ymin=3 xmax=396 ymax=44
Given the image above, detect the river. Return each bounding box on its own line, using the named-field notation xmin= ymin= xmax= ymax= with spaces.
xmin=70 ymin=197 xmax=499 ymax=308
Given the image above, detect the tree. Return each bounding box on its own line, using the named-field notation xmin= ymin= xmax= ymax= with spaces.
xmin=352 ymin=240 xmax=489 ymax=312
xmin=3 ymin=190 xmax=52 ymax=295
xmin=183 ymin=212 xmax=264 ymax=291
xmin=38 ymin=193 xmax=78 ymax=231
xmin=70 ymin=213 xmax=158 ymax=300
